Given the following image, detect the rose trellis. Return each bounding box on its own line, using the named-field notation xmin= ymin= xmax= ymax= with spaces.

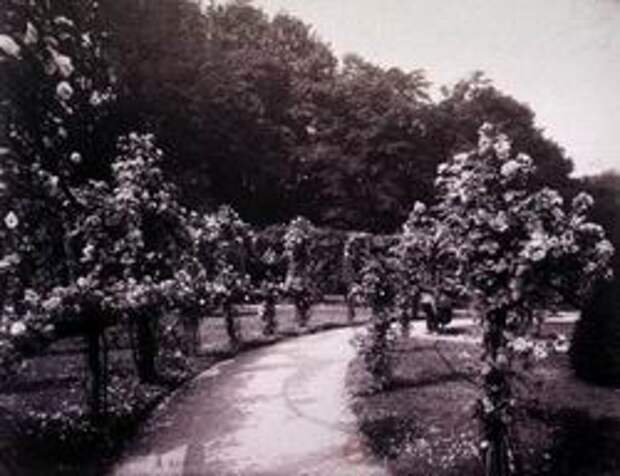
xmin=0 ymin=0 xmax=122 ymax=418
xmin=201 ymin=206 xmax=253 ymax=349
xmin=283 ymin=217 xmax=318 ymax=327
xmin=343 ymin=232 xmax=371 ymax=322
xmin=0 ymin=0 xmax=210 ymax=418
xmin=392 ymin=202 xmax=460 ymax=335
xmin=357 ymin=254 xmax=399 ymax=390
xmin=434 ymin=123 xmax=614 ymax=475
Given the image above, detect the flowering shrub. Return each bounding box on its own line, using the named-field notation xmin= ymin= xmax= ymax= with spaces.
xmin=0 ymin=0 xmax=195 ymax=402
xmin=200 ymin=206 xmax=253 ymax=347
xmin=248 ymin=230 xmax=287 ymax=335
xmin=356 ymin=256 xmax=399 ymax=390
xmin=0 ymin=3 xmax=179 ymax=419
xmin=343 ymin=233 xmax=371 ymax=322
xmin=284 ymin=217 xmax=318 ymax=327
xmin=250 ymin=225 xmax=288 ymax=285
xmin=0 ymin=0 xmax=121 ymax=407
xmin=392 ymin=202 xmax=460 ymax=334
xmin=256 ymin=280 xmax=283 ymax=336
xmin=169 ymin=213 xmax=211 ymax=355
xmin=434 ymin=123 xmax=614 ymax=473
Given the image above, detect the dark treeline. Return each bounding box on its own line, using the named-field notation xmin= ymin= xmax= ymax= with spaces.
xmin=100 ymin=0 xmax=610 ymax=235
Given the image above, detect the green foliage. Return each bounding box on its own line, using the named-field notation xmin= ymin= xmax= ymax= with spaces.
xmin=302 ymin=54 xmax=431 ymax=230
xmin=435 ymin=123 xmax=613 ymax=317
xmin=256 ymin=280 xmax=281 ymax=336
xmin=98 ymin=2 xmax=580 ymax=232
xmin=392 ymin=202 xmax=460 ymax=331
xmin=284 ymin=216 xmax=318 ymax=326
xmin=434 ymin=72 xmax=575 ymax=195
xmin=357 ymin=257 xmax=399 ymax=389
xmin=571 ymin=277 xmax=620 ymax=386
xmin=570 ymin=172 xmax=620 ymax=385
xmin=433 ymin=123 xmax=613 ymax=474
xmin=582 ymin=171 xmax=620 ymax=276
xmin=343 ymin=233 xmax=372 ymax=285
xmin=0 ymin=0 xmax=122 ymax=377
xmin=343 ymin=232 xmax=371 ymax=320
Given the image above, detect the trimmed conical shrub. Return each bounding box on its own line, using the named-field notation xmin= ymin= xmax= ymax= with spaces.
xmin=570 ymin=278 xmax=620 ymax=386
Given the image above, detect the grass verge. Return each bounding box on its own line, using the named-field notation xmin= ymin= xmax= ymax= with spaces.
xmin=0 ymin=300 xmax=368 ymax=475
xmin=346 ymin=321 xmax=620 ymax=476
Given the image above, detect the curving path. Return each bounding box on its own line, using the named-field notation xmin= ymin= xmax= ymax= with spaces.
xmin=111 ymin=327 xmax=387 ymax=476
xmin=110 ymin=313 xmax=576 ymax=476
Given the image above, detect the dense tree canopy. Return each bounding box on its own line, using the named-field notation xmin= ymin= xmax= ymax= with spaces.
xmin=96 ymin=0 xmax=589 ymax=233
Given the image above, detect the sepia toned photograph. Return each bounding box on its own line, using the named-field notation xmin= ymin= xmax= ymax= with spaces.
xmin=0 ymin=1 xmax=619 ymax=475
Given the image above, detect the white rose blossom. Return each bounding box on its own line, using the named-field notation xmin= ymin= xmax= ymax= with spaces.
xmin=510 ymin=337 xmax=531 ymax=354
xmin=4 ymin=211 xmax=19 ymax=229
xmin=572 ymin=192 xmax=594 ymax=214
xmin=70 ymin=151 xmax=82 ymax=164
xmin=533 ymin=342 xmax=549 ymax=361
xmin=0 ymin=34 xmax=21 ymax=58
xmin=53 ymin=52 xmax=74 ymax=78
xmin=56 ymin=81 xmax=74 ymax=101
xmin=500 ymin=160 xmax=520 ymax=178
xmin=412 ymin=201 xmax=427 ymax=215
xmin=24 ymin=22 xmax=38 ymax=45
xmin=10 ymin=321 xmax=27 ymax=337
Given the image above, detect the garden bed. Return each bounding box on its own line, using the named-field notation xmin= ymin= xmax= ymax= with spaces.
xmin=346 ymin=321 xmax=620 ymax=476
xmin=0 ymin=300 xmax=368 ymax=475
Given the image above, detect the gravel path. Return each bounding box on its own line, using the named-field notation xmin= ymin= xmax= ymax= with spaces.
xmin=111 ymin=312 xmax=577 ymax=476
xmin=111 ymin=327 xmax=387 ymax=476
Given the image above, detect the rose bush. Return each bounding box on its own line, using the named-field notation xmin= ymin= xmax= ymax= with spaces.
xmin=434 ymin=123 xmax=614 ymax=475
xmin=284 ymin=217 xmax=318 ymax=327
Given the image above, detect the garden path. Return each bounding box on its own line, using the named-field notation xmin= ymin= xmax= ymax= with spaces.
xmin=111 ymin=327 xmax=387 ymax=476
xmin=110 ymin=313 xmax=576 ymax=476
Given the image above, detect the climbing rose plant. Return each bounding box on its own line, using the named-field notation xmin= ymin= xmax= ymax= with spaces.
xmin=0 ymin=0 xmax=119 ymax=390
xmin=357 ymin=255 xmax=399 ymax=390
xmin=256 ymin=279 xmax=282 ymax=336
xmin=201 ymin=206 xmax=253 ymax=348
xmin=284 ymin=217 xmax=317 ymax=327
xmin=392 ymin=202 xmax=460 ymax=334
xmin=343 ymin=232 xmax=371 ymax=322
xmin=434 ymin=123 xmax=614 ymax=474
xmin=0 ymin=0 xmax=200 ymax=412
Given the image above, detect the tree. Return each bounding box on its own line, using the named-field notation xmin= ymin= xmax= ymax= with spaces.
xmin=256 ymin=279 xmax=281 ymax=337
xmin=435 ymin=123 xmax=613 ymax=475
xmin=101 ymin=0 xmax=213 ymax=207
xmin=100 ymin=3 xmax=580 ymax=235
xmin=433 ymin=72 xmax=575 ymax=195
xmin=301 ymin=54 xmax=431 ymax=230
xmin=103 ymin=0 xmax=338 ymax=225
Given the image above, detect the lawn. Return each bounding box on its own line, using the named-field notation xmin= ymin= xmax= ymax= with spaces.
xmin=346 ymin=320 xmax=620 ymax=476
xmin=0 ymin=299 xmax=368 ymax=476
